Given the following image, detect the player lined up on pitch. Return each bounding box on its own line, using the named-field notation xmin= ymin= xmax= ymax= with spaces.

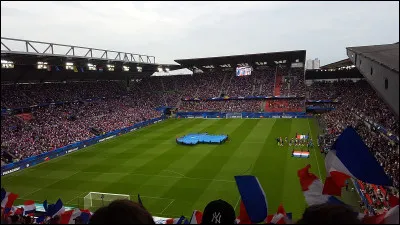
xmin=276 ymin=134 xmax=313 ymax=148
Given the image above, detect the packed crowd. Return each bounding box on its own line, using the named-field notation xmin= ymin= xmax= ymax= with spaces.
xmin=1 ymin=97 xmax=162 ymax=163
xmin=358 ymin=180 xmax=399 ymax=214
xmin=1 ymin=81 xmax=127 ymax=109
xmin=179 ymin=100 xmax=262 ymax=112
xmin=311 ymin=80 xmax=398 ymax=136
xmin=221 ymin=75 xmax=254 ymax=97
xmin=264 ymin=99 xmax=304 ymax=112
xmin=280 ymin=68 xmax=306 ymax=97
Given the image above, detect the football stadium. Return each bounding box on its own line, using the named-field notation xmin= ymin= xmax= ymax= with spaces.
xmin=1 ymin=2 xmax=399 ymax=224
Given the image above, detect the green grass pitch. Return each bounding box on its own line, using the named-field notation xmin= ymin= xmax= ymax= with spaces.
xmin=1 ymin=118 xmax=361 ymax=220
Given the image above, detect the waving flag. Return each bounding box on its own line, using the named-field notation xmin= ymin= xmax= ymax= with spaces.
xmin=297 ymin=164 xmax=344 ymax=206
xmin=166 ymin=216 xmax=186 ymax=224
xmin=189 ymin=210 xmax=203 ymax=224
xmin=60 ymin=208 xmax=91 ymax=224
xmin=23 ymin=200 xmax=36 ymax=215
xmin=236 ymin=201 xmax=251 ymax=224
xmin=265 ymin=204 xmax=291 ymax=224
xmin=60 ymin=209 xmax=81 ymax=224
xmin=44 ymin=198 xmax=65 ymax=218
xmin=35 ymin=215 xmax=46 ymax=224
xmin=323 ymin=127 xmax=392 ymax=196
xmin=5 ymin=206 xmax=24 ymax=217
xmin=234 ymin=175 xmax=268 ymax=223
xmin=1 ymin=188 xmax=19 ymax=212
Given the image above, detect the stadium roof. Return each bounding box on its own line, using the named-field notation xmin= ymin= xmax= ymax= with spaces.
xmin=174 ymin=50 xmax=306 ymax=72
xmin=1 ymin=37 xmax=182 ymax=75
xmin=346 ymin=43 xmax=399 ymax=73
xmin=320 ymin=58 xmax=353 ymax=70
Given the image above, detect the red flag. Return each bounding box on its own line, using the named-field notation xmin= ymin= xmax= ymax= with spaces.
xmin=236 ymin=201 xmax=251 ymax=224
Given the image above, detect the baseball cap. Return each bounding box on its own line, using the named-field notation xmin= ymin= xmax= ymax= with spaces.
xmin=201 ymin=199 xmax=236 ymax=224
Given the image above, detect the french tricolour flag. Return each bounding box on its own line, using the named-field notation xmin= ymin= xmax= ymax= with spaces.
xmin=298 ymin=164 xmax=399 ymax=224
xmin=23 ymin=200 xmax=36 ymax=215
xmin=189 ymin=210 xmax=202 ymax=224
xmin=236 ymin=200 xmax=251 ymax=224
xmin=323 ymin=127 xmax=392 ymax=196
xmin=166 ymin=216 xmax=186 ymax=224
xmin=265 ymin=204 xmax=291 ymax=224
xmin=44 ymin=198 xmax=65 ymax=218
xmin=297 ymin=164 xmax=344 ymax=206
xmin=1 ymin=188 xmax=19 ymax=212
xmin=234 ymin=175 xmax=268 ymax=223
xmin=60 ymin=208 xmax=92 ymax=224
xmin=6 ymin=206 xmax=24 ymax=217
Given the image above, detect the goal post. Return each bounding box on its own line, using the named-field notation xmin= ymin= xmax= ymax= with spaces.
xmin=226 ymin=112 xmax=243 ymax=119
xmin=83 ymin=192 xmax=130 ymax=210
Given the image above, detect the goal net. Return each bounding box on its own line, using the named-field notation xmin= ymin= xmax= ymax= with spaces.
xmin=83 ymin=192 xmax=130 ymax=211
xmin=226 ymin=112 xmax=242 ymax=119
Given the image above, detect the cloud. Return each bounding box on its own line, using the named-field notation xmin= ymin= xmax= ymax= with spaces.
xmin=1 ymin=1 xmax=399 ymax=65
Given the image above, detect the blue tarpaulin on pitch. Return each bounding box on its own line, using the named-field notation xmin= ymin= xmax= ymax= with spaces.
xmin=177 ymin=133 xmax=228 ymax=145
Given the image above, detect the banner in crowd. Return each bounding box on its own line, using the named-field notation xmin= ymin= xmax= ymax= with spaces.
xmin=306 ymin=100 xmax=339 ymax=103
xmin=1 ymin=117 xmax=165 ymax=176
xmin=306 ymin=106 xmax=335 ymax=111
xmin=181 ymin=96 xmax=305 ymax=101
xmin=176 ymin=112 xmax=312 ymax=119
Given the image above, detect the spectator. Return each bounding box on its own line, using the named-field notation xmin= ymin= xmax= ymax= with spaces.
xmin=89 ymin=199 xmax=155 ymax=224
xmin=296 ymin=203 xmax=362 ymax=224
xmin=201 ymin=199 xmax=236 ymax=224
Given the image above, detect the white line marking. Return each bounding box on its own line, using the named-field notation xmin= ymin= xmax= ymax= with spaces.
xmin=159 ymin=199 xmax=175 ymax=214
xmin=307 ymin=119 xmax=322 ymax=179
xmin=19 ymin=171 xmax=80 ymax=199
xmin=79 ymin=171 xmax=235 ymax=183
xmin=65 ymin=192 xmax=87 ymax=205
xmin=141 ymin=195 xmax=174 ymax=201
xmin=163 ymin=170 xmax=186 ymax=178
xmin=234 ymin=196 xmax=241 ymax=210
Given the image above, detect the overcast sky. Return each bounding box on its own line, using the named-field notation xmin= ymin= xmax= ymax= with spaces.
xmin=1 ymin=1 xmax=399 ymax=66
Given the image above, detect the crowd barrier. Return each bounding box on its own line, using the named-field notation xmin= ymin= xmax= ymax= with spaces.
xmin=1 ymin=116 xmax=165 ymax=176
xmin=176 ymin=112 xmax=312 ymax=119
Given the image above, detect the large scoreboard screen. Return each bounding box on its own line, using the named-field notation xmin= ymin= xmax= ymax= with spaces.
xmin=236 ymin=66 xmax=252 ymax=76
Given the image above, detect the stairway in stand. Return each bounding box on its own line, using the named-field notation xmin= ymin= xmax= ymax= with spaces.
xmin=274 ymin=72 xmax=282 ymax=96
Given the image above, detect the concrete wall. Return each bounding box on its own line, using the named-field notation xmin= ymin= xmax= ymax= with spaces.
xmin=347 ymin=49 xmax=399 ymax=117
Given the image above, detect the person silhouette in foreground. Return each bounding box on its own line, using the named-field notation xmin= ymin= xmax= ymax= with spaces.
xmin=89 ymin=199 xmax=155 ymax=224
xmin=201 ymin=199 xmax=236 ymax=224
xmin=296 ymin=203 xmax=361 ymax=224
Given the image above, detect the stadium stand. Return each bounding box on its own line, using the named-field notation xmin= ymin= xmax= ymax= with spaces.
xmin=1 ymin=38 xmax=399 ymax=224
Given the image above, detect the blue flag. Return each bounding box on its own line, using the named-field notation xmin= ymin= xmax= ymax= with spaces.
xmin=176 ymin=216 xmax=186 ymax=224
xmin=44 ymin=198 xmax=64 ymax=218
xmin=35 ymin=215 xmax=45 ymax=224
xmin=234 ymin=175 xmax=268 ymax=223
